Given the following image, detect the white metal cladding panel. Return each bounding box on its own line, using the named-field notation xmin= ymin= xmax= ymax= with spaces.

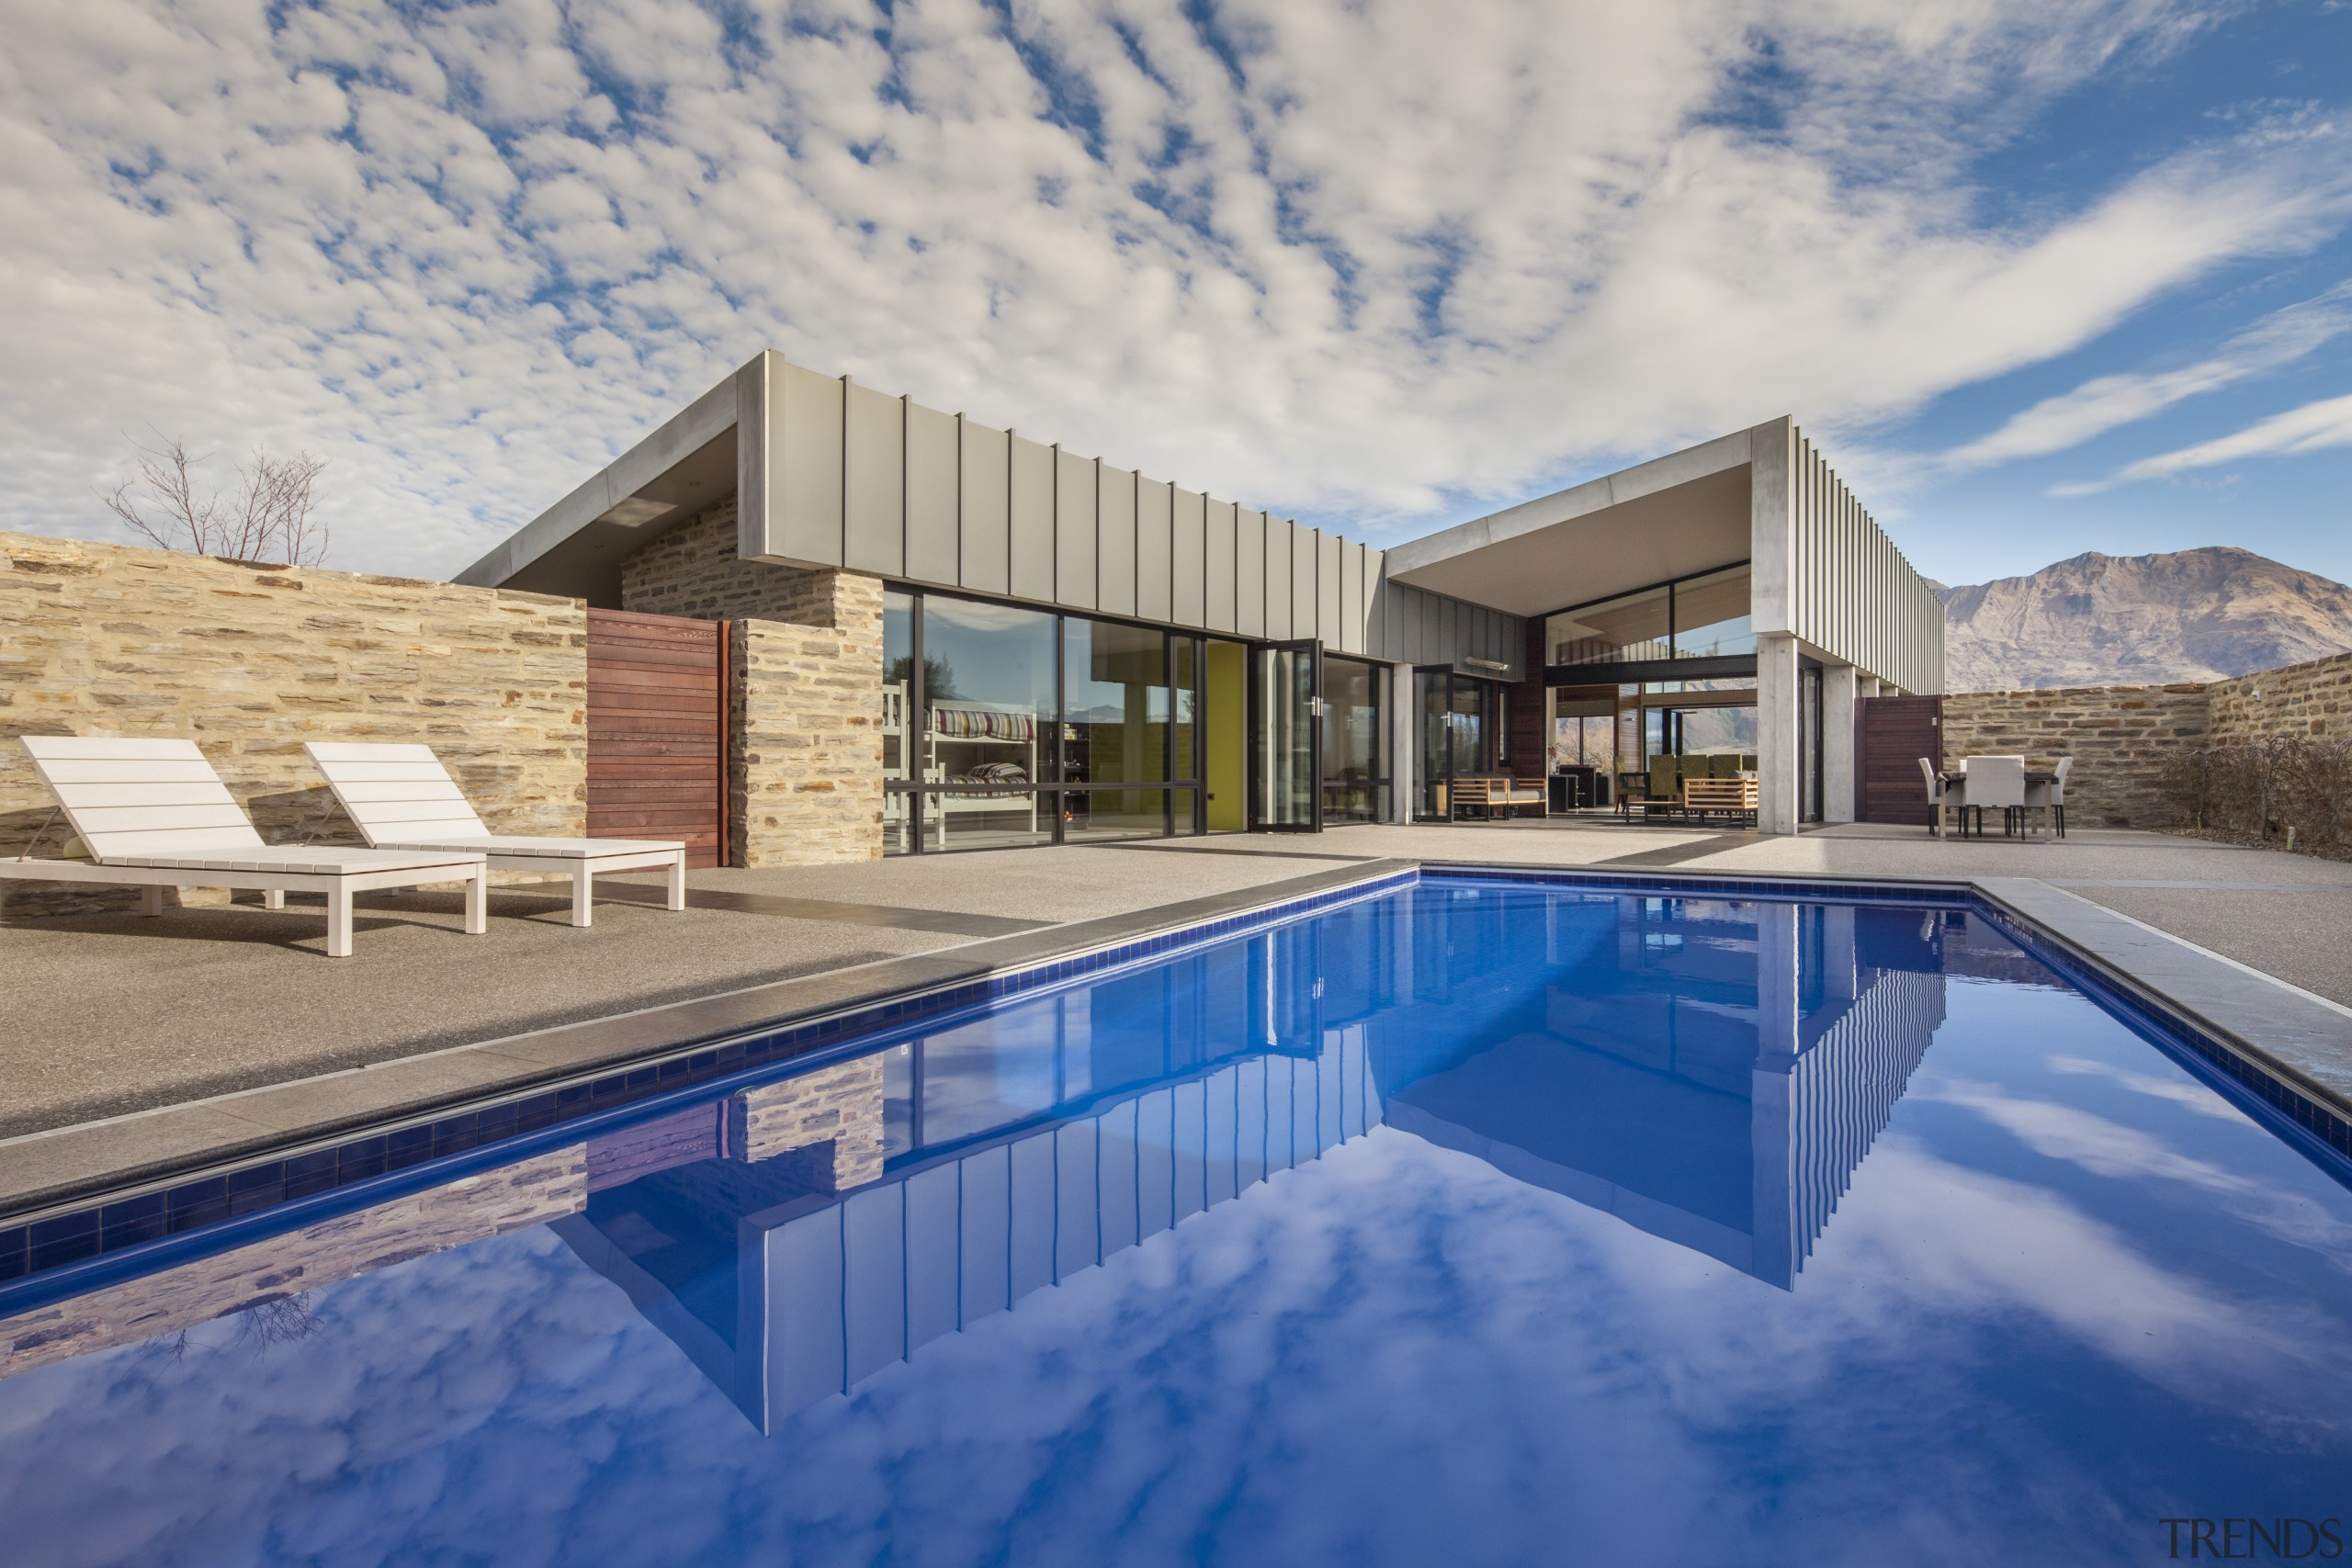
xmin=1236 ymin=509 xmax=1267 ymax=637
xmin=1292 ymin=525 xmax=1317 ymax=640
xmin=776 ymin=362 xmax=845 ymax=567
xmin=903 ymin=400 xmax=961 ymax=588
xmin=1263 ymin=519 xmax=1293 ymax=639
xmin=1781 ymin=424 xmax=1940 ymax=694
xmin=1136 ymin=477 xmax=1174 ymax=622
xmin=1339 ymin=542 xmax=1365 ymax=654
xmin=1009 ymin=434 xmax=1056 ymax=603
xmin=1171 ymin=487 xmax=1207 ymax=626
xmin=1055 ymin=448 xmax=1098 ymax=612
xmin=1204 ymin=499 xmax=1238 ymax=634
xmin=959 ymin=419 xmax=1011 ymax=596
xmin=1097 ymin=464 xmax=1137 ymax=615
xmin=1317 ymin=531 xmax=1342 ymax=647
xmin=844 ymin=383 xmax=905 ymax=577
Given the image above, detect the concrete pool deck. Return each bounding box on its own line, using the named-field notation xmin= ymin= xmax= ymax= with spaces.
xmin=3 ymin=818 xmax=2347 ymax=1224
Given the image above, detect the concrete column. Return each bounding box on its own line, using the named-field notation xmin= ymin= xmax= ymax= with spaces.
xmin=1389 ymin=661 xmax=1417 ymax=822
xmin=1823 ymin=662 xmax=1860 ymax=824
xmin=1756 ymin=632 xmax=1802 ymax=835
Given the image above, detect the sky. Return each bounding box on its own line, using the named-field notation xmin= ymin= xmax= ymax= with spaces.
xmin=1 ymin=0 xmax=2348 ymax=590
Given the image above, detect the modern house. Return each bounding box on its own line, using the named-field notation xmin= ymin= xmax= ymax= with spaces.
xmin=459 ymin=350 xmax=1941 ymax=854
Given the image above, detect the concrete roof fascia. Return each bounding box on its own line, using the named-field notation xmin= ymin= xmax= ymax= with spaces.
xmin=1385 ymin=426 xmax=1758 ymax=579
xmin=453 ymin=363 xmax=750 ymax=589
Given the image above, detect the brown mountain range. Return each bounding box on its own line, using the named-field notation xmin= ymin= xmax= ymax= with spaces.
xmin=1931 ymin=547 xmax=2352 ymax=693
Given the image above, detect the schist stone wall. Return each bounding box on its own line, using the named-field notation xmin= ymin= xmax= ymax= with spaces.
xmin=0 ymin=531 xmax=588 ymax=915
xmin=622 ymin=499 xmax=886 ymax=866
xmin=1940 ymin=682 xmax=2209 ymax=829
xmin=1941 ymin=648 xmax=2352 ymax=829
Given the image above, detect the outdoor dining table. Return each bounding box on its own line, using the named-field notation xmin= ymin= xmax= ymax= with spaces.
xmin=1937 ymin=769 xmax=2060 ymax=838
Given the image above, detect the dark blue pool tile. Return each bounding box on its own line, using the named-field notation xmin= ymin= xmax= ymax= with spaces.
xmin=283 ymin=1149 xmax=341 ymax=1199
xmin=0 ymin=1229 xmax=26 ymax=1282
xmin=99 ymin=1192 xmax=168 ymax=1249
xmin=29 ymin=1212 xmax=101 ymax=1271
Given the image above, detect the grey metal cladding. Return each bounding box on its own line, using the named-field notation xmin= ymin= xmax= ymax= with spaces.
xmin=1419 ymin=589 xmax=1442 ymax=665
xmin=777 ymin=362 xmax=844 ymax=566
xmin=959 ymin=418 xmax=1011 ymax=595
xmin=1291 ymin=525 xmax=1317 ymax=642
xmin=903 ymin=400 xmax=960 ymax=587
xmin=1236 ymin=510 xmax=1266 ymax=637
xmin=843 ymin=382 xmax=904 ymax=577
xmin=1263 ymin=519 xmax=1293 ymax=639
xmin=1171 ymin=487 xmax=1207 ymax=627
xmin=1009 ymin=434 xmax=1055 ymax=602
xmin=1317 ymin=532 xmax=1342 ymax=648
xmin=1097 ymin=464 xmax=1136 ymax=615
xmin=1055 ymin=448 xmax=1097 ymax=612
xmin=1204 ymin=499 xmax=1237 ymax=634
xmin=1136 ymin=478 xmax=1173 ymax=622
xmin=1363 ymin=553 xmax=1389 ymax=660
xmin=1340 ymin=544 xmax=1364 ymax=655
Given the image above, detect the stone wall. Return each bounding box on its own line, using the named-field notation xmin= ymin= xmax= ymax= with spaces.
xmin=732 ymin=1056 xmax=888 ymax=1189
xmin=2209 ymin=649 xmax=2352 ymax=743
xmin=620 ymin=497 xmax=843 ymax=625
xmin=0 ymin=531 xmax=588 ymax=915
xmin=1939 ymin=682 xmax=2210 ymax=829
xmin=734 ymin=574 xmax=886 ymax=865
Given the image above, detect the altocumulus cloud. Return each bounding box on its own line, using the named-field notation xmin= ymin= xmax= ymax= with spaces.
xmin=3 ymin=0 xmax=2347 ymax=576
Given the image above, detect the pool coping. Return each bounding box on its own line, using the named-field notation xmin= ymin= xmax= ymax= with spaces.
xmin=0 ymin=858 xmax=1419 ymax=1232
xmin=4 ymin=855 xmax=2346 ymax=1280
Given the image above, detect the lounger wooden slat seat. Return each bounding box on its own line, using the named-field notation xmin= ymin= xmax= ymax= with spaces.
xmin=305 ymin=742 xmax=687 ymax=928
xmin=1680 ymin=775 xmax=1758 ymax=826
xmin=1 ymin=737 xmax=488 ymax=957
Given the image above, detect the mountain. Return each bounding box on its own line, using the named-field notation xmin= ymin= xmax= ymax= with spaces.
xmin=1933 ymin=547 xmax=2352 ymax=692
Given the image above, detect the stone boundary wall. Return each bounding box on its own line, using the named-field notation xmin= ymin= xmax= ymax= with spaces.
xmin=0 ymin=531 xmax=587 ymax=915
xmin=1940 ymin=682 xmax=2209 ymax=829
xmin=1942 ymin=648 xmax=2352 ymax=829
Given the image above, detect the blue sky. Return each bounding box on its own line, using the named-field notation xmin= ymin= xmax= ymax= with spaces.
xmin=1 ymin=0 xmax=2347 ymax=588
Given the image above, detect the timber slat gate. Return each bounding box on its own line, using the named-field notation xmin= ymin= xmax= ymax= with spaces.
xmin=1857 ymin=694 xmax=1942 ymax=827
xmin=585 ymin=608 xmax=728 ymax=868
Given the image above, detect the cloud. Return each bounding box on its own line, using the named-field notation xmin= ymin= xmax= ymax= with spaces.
xmin=0 ymin=0 xmax=2346 ymax=576
xmin=1940 ymin=280 xmax=2352 ymax=469
xmin=2052 ymin=389 xmax=2352 ymax=492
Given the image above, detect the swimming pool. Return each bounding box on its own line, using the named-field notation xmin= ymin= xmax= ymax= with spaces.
xmin=2 ymin=872 xmax=2348 ymax=1566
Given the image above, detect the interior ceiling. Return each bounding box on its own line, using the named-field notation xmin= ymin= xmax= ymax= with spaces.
xmin=1389 ymin=466 xmax=1753 ymax=618
xmin=503 ymin=428 xmax=737 ymax=604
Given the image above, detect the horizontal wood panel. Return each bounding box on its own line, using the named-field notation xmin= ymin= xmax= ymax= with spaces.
xmin=587 ymin=607 xmax=726 ymax=867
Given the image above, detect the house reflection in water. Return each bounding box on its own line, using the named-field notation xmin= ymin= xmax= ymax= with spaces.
xmin=561 ymin=887 xmax=1955 ymax=1432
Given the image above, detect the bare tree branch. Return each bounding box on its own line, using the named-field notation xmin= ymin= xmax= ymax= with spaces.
xmin=102 ymin=434 xmax=330 ymax=565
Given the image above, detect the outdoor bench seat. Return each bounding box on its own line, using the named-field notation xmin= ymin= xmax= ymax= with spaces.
xmin=305 ymin=742 xmax=687 ymax=928
xmin=4 ymin=736 xmax=488 ymax=957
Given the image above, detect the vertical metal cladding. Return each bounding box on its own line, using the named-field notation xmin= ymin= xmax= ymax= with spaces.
xmin=1136 ymin=477 xmax=1174 ymax=622
xmin=1781 ymin=423 xmax=1942 ymax=694
xmin=843 ymin=382 xmax=904 ymax=577
xmin=1009 ymin=435 xmax=1056 ymax=603
xmin=1292 ymin=525 xmax=1317 ymax=640
xmin=1264 ymin=518 xmax=1294 ymax=639
xmin=903 ymin=400 xmax=960 ymax=588
xmin=1055 ymin=447 xmax=1098 ymax=612
xmin=1171 ymin=487 xmax=1207 ymax=626
xmin=1204 ymin=499 xmax=1238 ymax=634
xmin=1237 ymin=510 xmax=1267 ymax=637
xmin=1317 ymin=532 xmax=1342 ymax=648
xmin=1339 ymin=543 xmax=1365 ymax=655
xmin=958 ymin=417 xmax=1011 ymax=596
xmin=775 ymin=361 xmax=846 ymax=567
xmin=1097 ymin=463 xmax=1136 ymax=616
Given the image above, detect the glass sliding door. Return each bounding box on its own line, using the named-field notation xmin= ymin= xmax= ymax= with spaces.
xmin=1251 ymin=639 xmax=1319 ymax=831
xmin=915 ymin=597 xmax=1057 ymax=851
xmin=1062 ymin=616 xmax=1171 ymax=844
xmin=1319 ymin=656 xmax=1387 ymax=823
xmin=1412 ymin=669 xmax=1501 ymax=820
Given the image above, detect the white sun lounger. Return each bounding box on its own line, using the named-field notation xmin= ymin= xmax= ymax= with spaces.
xmin=304 ymin=742 xmax=688 ymax=928
xmin=2 ymin=737 xmax=488 ymax=957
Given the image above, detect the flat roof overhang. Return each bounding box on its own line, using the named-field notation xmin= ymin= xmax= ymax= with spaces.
xmin=455 ymin=370 xmax=742 ymax=603
xmin=1384 ymin=428 xmax=1759 ymax=620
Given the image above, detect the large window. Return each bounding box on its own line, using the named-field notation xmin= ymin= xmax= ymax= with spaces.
xmin=884 ymin=589 xmax=1205 ymax=853
xmin=1544 ymin=566 xmax=1752 ymax=671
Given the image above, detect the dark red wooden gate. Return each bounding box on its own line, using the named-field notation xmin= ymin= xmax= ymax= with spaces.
xmin=1857 ymin=694 xmax=1942 ymax=827
xmin=586 ymin=608 xmax=728 ymax=868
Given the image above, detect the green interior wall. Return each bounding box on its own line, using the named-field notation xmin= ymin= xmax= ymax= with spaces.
xmin=1205 ymin=640 xmax=1247 ymax=832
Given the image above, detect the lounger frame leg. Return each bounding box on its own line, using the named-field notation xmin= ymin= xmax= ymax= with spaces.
xmin=140 ymin=885 xmax=164 ymax=917
xmin=667 ymin=852 xmax=687 ymax=911
xmin=571 ymin=870 xmax=594 ymax=928
xmin=465 ymin=868 xmax=488 ymax=935
xmin=326 ymin=886 xmax=355 ymax=958
xmin=264 ymin=889 xmax=285 ymax=910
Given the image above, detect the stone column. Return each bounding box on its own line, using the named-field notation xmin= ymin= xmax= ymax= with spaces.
xmin=1756 ymin=632 xmax=1802 ymax=835
xmin=1823 ymin=661 xmax=1860 ymax=824
xmin=733 ymin=570 xmax=886 ymax=865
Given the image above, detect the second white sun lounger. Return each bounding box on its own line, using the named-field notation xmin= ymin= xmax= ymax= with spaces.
xmin=304 ymin=742 xmax=688 ymax=928
xmin=2 ymin=737 xmax=488 ymax=957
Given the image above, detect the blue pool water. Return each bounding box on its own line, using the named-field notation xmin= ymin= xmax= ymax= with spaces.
xmin=2 ymin=874 xmax=2350 ymax=1566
